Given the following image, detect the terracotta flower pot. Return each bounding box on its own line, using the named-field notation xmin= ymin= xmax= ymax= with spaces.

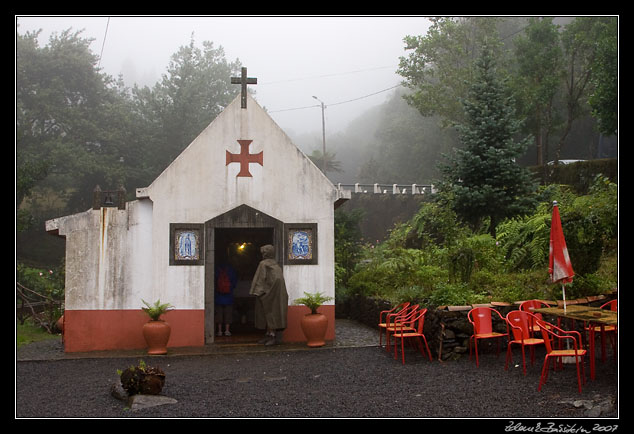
xmin=300 ymin=313 xmax=328 ymax=347
xmin=143 ymin=320 xmax=171 ymax=355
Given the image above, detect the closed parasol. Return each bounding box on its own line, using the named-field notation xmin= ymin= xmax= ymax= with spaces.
xmin=549 ymin=201 xmax=574 ymax=312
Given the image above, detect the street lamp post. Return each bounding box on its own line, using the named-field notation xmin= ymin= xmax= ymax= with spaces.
xmin=312 ymin=96 xmax=327 ymax=173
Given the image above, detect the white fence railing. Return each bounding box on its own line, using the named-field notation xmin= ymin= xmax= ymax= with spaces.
xmin=336 ymin=183 xmax=436 ymax=195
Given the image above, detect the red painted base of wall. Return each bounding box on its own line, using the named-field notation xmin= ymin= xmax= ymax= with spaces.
xmin=63 ymin=305 xmax=335 ymax=353
xmin=63 ymin=309 xmax=204 ymax=353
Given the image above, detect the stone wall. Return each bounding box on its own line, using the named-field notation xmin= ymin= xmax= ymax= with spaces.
xmin=336 ymin=293 xmax=615 ymax=361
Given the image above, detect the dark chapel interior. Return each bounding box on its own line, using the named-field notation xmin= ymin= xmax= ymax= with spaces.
xmin=213 ymin=227 xmax=274 ymax=341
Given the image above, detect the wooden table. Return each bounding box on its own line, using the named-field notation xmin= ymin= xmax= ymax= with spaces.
xmin=534 ymin=305 xmax=617 ymax=380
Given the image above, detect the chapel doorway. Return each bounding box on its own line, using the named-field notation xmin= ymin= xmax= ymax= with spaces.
xmin=213 ymin=227 xmax=273 ymax=342
xmin=204 ymin=204 xmax=284 ymax=343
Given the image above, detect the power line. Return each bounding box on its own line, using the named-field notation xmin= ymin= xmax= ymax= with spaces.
xmin=267 ymin=21 xmax=531 ymax=115
xmin=268 ymin=83 xmax=402 ymax=113
xmin=268 ymin=104 xmax=321 ymax=113
xmin=97 ymin=17 xmax=110 ymax=69
xmin=328 ymin=84 xmax=402 ymax=107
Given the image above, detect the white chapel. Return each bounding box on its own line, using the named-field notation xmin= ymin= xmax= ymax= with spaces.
xmin=46 ymin=75 xmax=349 ymax=352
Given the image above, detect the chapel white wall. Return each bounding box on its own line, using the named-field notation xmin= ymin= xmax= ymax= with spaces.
xmin=46 ymin=199 xmax=154 ymax=311
xmin=143 ymin=95 xmax=336 ymax=309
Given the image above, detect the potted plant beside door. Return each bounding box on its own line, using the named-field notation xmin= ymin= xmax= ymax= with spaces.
xmin=141 ymin=299 xmax=173 ymax=355
xmin=294 ymin=291 xmax=333 ymax=347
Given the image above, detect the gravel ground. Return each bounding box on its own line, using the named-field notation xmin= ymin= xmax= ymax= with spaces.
xmin=15 ymin=321 xmax=619 ymax=420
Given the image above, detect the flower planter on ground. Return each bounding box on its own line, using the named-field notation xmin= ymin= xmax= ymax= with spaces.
xmin=141 ymin=299 xmax=173 ymax=355
xmin=294 ymin=291 xmax=333 ymax=348
xmin=143 ymin=320 xmax=171 ymax=355
xmin=300 ymin=313 xmax=329 ymax=347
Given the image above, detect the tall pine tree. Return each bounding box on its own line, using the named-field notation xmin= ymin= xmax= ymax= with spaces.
xmin=439 ymin=45 xmax=537 ymax=237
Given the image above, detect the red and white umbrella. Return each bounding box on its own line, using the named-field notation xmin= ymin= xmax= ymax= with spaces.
xmin=549 ymin=201 xmax=574 ymax=312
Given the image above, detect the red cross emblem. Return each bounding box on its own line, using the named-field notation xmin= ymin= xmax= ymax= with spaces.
xmin=225 ymin=140 xmax=263 ymax=177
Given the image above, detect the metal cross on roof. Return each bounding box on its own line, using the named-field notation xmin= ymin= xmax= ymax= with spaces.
xmin=231 ymin=67 xmax=257 ymax=109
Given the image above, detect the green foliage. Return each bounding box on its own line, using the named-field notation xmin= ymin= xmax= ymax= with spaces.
xmin=334 ymin=208 xmax=364 ymax=287
xmin=141 ymin=299 xmax=173 ymax=321
xmin=345 ymin=174 xmax=617 ymax=307
xmin=294 ymin=292 xmax=334 ymax=314
xmin=411 ymin=201 xmax=467 ymax=248
xmin=16 ymin=264 xmax=65 ymax=332
xmin=17 ymin=264 xmax=65 ymax=302
xmin=347 ymin=246 xmax=448 ymax=301
xmin=495 ymin=175 xmax=616 ymax=276
xmin=588 ymin=18 xmax=618 ymax=136
xmin=308 ymin=150 xmax=343 ymax=174
xmin=447 ymin=234 xmax=501 ymax=283
xmin=560 ymin=175 xmax=617 ymax=275
xmin=510 ymin=17 xmax=563 ymax=167
xmin=428 ymin=282 xmax=489 ymax=307
xmin=398 ymin=17 xmax=506 ymax=126
xmin=496 ymin=211 xmax=550 ymax=271
xmin=136 ymin=38 xmax=241 ymax=172
xmin=472 ymin=269 xmax=550 ymax=303
xmin=16 ymin=29 xmax=143 ymax=214
xmin=439 ymin=45 xmax=538 ymax=236
xmin=398 ymin=16 xmax=616 ymax=171
xmin=539 ymin=159 xmax=618 ymax=194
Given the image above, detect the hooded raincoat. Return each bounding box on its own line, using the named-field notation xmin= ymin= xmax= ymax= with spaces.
xmin=249 ymin=245 xmax=288 ymax=330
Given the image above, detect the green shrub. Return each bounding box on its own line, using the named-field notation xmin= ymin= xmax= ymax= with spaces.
xmin=343 ymin=175 xmax=617 ymax=307
xmin=567 ymin=273 xmax=606 ymax=299
xmin=17 ymin=263 xmax=64 ymax=301
xmin=411 ymin=201 xmax=468 ymax=248
xmin=16 ymin=263 xmax=64 ymax=330
xmin=428 ymin=282 xmax=488 ymax=307
xmin=561 ymin=175 xmax=617 ymax=276
xmin=392 ymin=285 xmax=430 ymax=306
xmin=470 ymin=269 xmax=547 ymax=303
xmin=447 ymin=233 xmax=501 ymax=283
xmin=496 ymin=212 xmax=550 ymax=271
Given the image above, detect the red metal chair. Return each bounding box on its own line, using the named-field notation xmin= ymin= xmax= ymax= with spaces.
xmin=585 ymin=299 xmax=617 ymax=363
xmin=505 ymin=310 xmax=545 ymax=375
xmin=378 ymin=302 xmax=410 ymax=347
xmin=383 ymin=304 xmax=420 ymax=352
xmin=390 ymin=308 xmax=433 ymax=364
xmin=468 ymin=307 xmax=508 ymax=367
xmin=536 ymin=319 xmax=587 ymax=394
xmin=519 ymin=300 xmax=552 ymax=335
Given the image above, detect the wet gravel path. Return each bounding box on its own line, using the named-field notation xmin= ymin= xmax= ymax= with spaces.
xmin=16 ymin=320 xmax=618 ymax=419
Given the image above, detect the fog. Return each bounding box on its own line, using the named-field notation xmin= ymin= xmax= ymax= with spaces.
xmin=16 ymin=15 xmax=432 ymax=138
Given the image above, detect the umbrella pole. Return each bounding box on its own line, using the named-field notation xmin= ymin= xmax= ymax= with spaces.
xmin=561 ymin=283 xmax=576 ymax=363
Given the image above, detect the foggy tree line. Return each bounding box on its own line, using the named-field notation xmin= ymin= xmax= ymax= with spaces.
xmin=17 ymin=27 xmax=242 ymax=233
xmin=323 ymin=17 xmax=616 ymax=185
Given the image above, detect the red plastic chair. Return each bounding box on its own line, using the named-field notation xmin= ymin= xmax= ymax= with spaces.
xmin=468 ymin=307 xmax=508 ymax=367
xmin=378 ymin=302 xmax=410 ymax=347
xmin=536 ymin=319 xmax=587 ymax=394
xmin=390 ymin=308 xmax=432 ymax=364
xmin=585 ymin=299 xmax=617 ymax=363
xmin=384 ymin=304 xmax=420 ymax=351
xmin=519 ymin=300 xmax=551 ymax=335
xmin=505 ymin=310 xmax=545 ymax=375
